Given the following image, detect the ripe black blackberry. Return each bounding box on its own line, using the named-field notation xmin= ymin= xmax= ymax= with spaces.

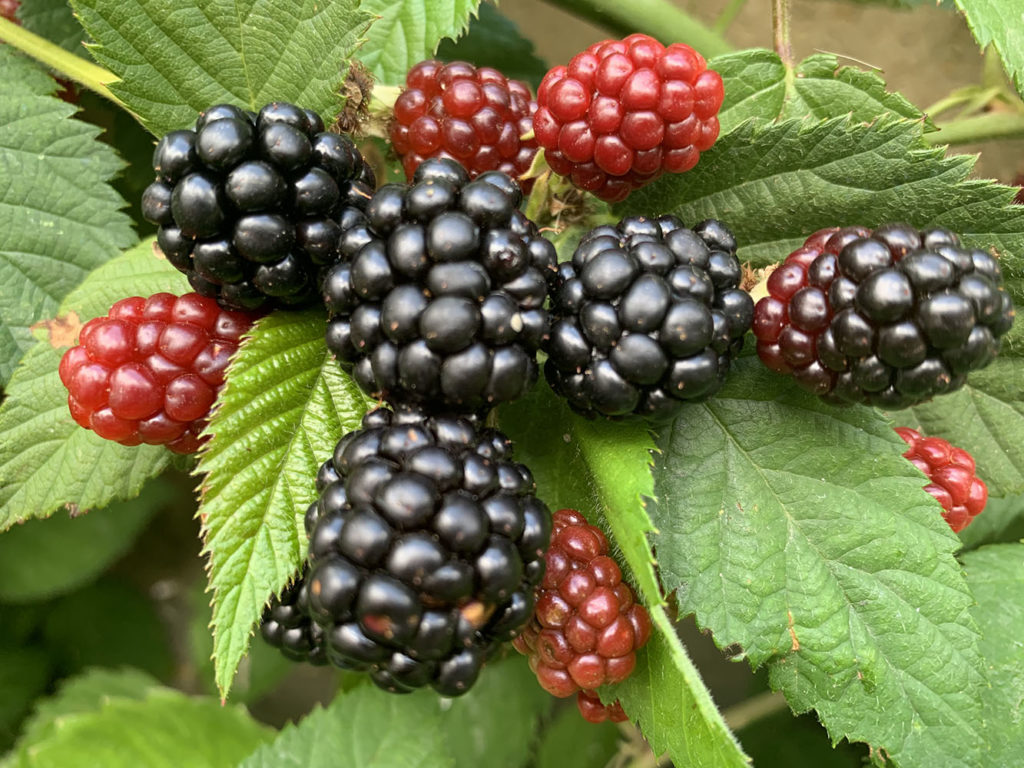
xmin=322 ymin=158 xmax=556 ymax=414
xmin=545 ymin=215 xmax=752 ymax=419
xmin=752 ymin=225 xmax=1016 ymax=407
xmin=142 ymin=102 xmax=376 ymax=311
xmin=303 ymin=406 xmax=551 ymax=696
xmin=260 ymin=571 xmax=328 ymax=666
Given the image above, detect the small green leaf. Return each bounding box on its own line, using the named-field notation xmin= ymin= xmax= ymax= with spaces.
xmin=15 ymin=689 xmax=271 ymax=768
xmin=963 ymin=543 xmax=1024 ymax=765
xmin=198 ymin=309 xmax=371 ymax=698
xmin=654 ymin=357 xmax=987 ymax=766
xmin=535 ymin=703 xmax=621 ymax=768
xmin=0 ymin=478 xmax=171 ymax=603
xmin=714 ymin=51 xmax=925 ymax=135
xmin=240 ymin=685 xmax=453 ymax=768
xmin=0 ymin=46 xmax=135 ymax=385
xmin=17 ymin=0 xmax=89 ymax=54
xmin=953 ymin=0 xmax=1024 ymax=99
xmin=620 ymin=117 xmax=1024 ymax=270
xmin=436 ymin=3 xmax=548 ymax=88
xmin=71 ymin=0 xmax=374 ymax=136
xmin=360 ymin=0 xmax=480 ymax=84
xmin=0 ymin=240 xmax=188 ymax=531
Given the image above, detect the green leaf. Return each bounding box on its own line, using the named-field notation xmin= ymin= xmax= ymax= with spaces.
xmin=360 ymin=0 xmax=480 ymax=84
xmin=0 ymin=46 xmax=134 ymax=386
xmin=440 ymin=655 xmax=552 ymax=768
xmin=535 ymin=703 xmax=620 ymax=768
xmin=953 ymin=0 xmax=1024 ymax=99
xmin=240 ymin=685 xmax=452 ymax=768
xmin=70 ymin=0 xmax=374 ymax=136
xmin=958 ymin=492 xmax=1024 ymax=551
xmin=963 ymin=543 xmax=1024 ymax=766
xmin=0 ymin=648 xmax=51 ymax=750
xmin=653 ymin=357 xmax=987 ymax=766
xmin=619 ymin=116 xmax=1024 ymax=270
xmin=0 ymin=478 xmax=172 ymax=603
xmin=17 ymin=0 xmax=89 ymax=54
xmin=0 ymin=240 xmax=188 ymax=531
xmin=436 ymin=3 xmax=548 ymax=88
xmin=499 ymin=387 xmax=750 ymax=768
xmin=13 ymin=688 xmax=271 ymax=768
xmin=713 ymin=51 xmax=925 ymax=135
xmin=198 ymin=309 xmax=371 ymax=698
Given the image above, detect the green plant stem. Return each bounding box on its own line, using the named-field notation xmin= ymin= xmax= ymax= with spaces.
xmin=713 ymin=0 xmax=750 ymax=35
xmin=771 ymin=0 xmax=793 ymax=67
xmin=0 ymin=16 xmax=122 ymax=106
xmin=540 ymin=0 xmax=733 ymax=58
xmin=925 ymin=112 xmax=1024 ymax=146
xmin=721 ymin=690 xmax=789 ymax=731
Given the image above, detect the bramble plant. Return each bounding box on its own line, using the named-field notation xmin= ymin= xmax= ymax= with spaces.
xmin=1 ymin=0 xmax=1024 ymax=766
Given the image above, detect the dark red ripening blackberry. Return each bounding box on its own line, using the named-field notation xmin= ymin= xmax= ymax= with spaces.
xmin=302 ymin=406 xmax=552 ymax=696
xmin=753 ymin=225 xmax=1015 ymax=407
xmin=545 ymin=215 xmax=752 ymax=419
xmin=513 ymin=509 xmax=650 ymax=721
xmin=142 ymin=102 xmax=376 ymax=311
xmin=896 ymin=428 xmax=988 ymax=533
xmin=576 ymin=690 xmax=627 ymax=723
xmin=323 ymin=158 xmax=556 ymax=415
xmin=389 ymin=60 xmax=538 ymax=187
xmin=58 ymin=292 xmax=259 ymax=454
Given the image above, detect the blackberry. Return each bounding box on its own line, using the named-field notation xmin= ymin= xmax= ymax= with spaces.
xmin=389 ymin=60 xmax=538 ymax=187
xmin=304 ymin=406 xmax=551 ymax=696
xmin=323 ymin=158 xmax=555 ymax=414
xmin=752 ymin=225 xmax=1016 ymax=407
xmin=576 ymin=690 xmax=627 ymax=724
xmin=534 ymin=34 xmax=724 ymax=202
xmin=58 ymin=292 xmax=259 ymax=454
xmin=260 ymin=569 xmax=328 ymax=665
xmin=896 ymin=427 xmax=988 ymax=533
xmin=544 ymin=215 xmax=751 ymax=419
xmin=513 ymin=509 xmax=650 ymax=713
xmin=142 ymin=102 xmax=376 ymax=311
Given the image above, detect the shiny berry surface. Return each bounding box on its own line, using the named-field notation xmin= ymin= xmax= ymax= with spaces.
xmin=142 ymin=101 xmax=376 ymax=311
xmin=545 ymin=215 xmax=751 ymax=419
xmin=390 ymin=60 xmax=538 ymax=188
xmin=260 ymin=569 xmax=329 ymax=666
xmin=534 ymin=34 xmax=724 ymax=201
xmin=59 ymin=292 xmax=259 ymax=453
xmin=752 ymin=224 xmax=1015 ymax=407
xmin=301 ymin=406 xmax=551 ymax=697
xmin=576 ymin=690 xmax=627 ymax=723
xmin=895 ymin=427 xmax=988 ymax=533
xmin=513 ymin=508 xmax=651 ymax=709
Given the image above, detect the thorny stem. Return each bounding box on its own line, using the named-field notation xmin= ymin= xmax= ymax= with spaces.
xmin=0 ymin=16 xmax=123 ymax=106
xmin=771 ymin=0 xmax=793 ymax=67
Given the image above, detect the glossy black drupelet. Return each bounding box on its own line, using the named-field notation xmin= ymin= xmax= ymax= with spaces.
xmin=322 ymin=158 xmax=555 ymax=414
xmin=143 ymin=102 xmax=376 ymax=311
xmin=545 ymin=215 xmax=753 ymax=419
xmin=260 ymin=570 xmax=328 ymax=666
xmin=304 ymin=406 xmax=551 ymax=696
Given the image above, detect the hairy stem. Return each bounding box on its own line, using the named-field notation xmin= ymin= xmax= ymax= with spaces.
xmin=925 ymin=112 xmax=1024 ymax=146
xmin=771 ymin=0 xmax=793 ymax=67
xmin=541 ymin=0 xmax=733 ymax=58
xmin=0 ymin=16 xmax=123 ymax=106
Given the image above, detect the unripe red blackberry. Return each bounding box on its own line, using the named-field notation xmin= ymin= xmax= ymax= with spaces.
xmin=545 ymin=215 xmax=751 ymax=419
xmin=534 ymin=34 xmax=724 ymax=202
xmin=304 ymin=406 xmax=551 ymax=696
xmin=576 ymin=690 xmax=627 ymax=723
xmin=143 ymin=102 xmax=376 ymax=311
xmin=752 ymin=225 xmax=1015 ymax=407
xmin=895 ymin=428 xmax=988 ymax=533
xmin=323 ymin=158 xmax=555 ymax=415
xmin=389 ymin=60 xmax=538 ymax=187
xmin=58 ymin=292 xmax=258 ymax=454
xmin=513 ymin=509 xmax=651 ymax=711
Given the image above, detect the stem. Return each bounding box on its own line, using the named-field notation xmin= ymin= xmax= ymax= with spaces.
xmin=541 ymin=0 xmax=733 ymax=58
xmin=0 ymin=16 xmax=122 ymax=106
xmin=925 ymin=111 xmax=1024 ymax=145
xmin=771 ymin=0 xmax=793 ymax=66
xmin=721 ymin=690 xmax=789 ymax=731
xmin=713 ymin=0 xmax=750 ymax=35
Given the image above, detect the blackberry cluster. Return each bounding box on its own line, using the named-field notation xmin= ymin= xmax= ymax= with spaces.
xmin=895 ymin=427 xmax=988 ymax=533
xmin=323 ymin=158 xmax=555 ymax=414
xmin=534 ymin=33 xmax=724 ymax=201
xmin=142 ymin=102 xmax=375 ymax=311
xmin=752 ymin=225 xmax=1015 ymax=407
xmin=545 ymin=215 xmax=752 ymax=419
xmin=513 ymin=508 xmax=651 ymax=722
xmin=291 ymin=406 xmax=550 ymax=696
xmin=260 ymin=569 xmax=328 ymax=666
xmin=389 ymin=60 xmax=538 ymax=185
xmin=58 ymin=292 xmax=258 ymax=453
